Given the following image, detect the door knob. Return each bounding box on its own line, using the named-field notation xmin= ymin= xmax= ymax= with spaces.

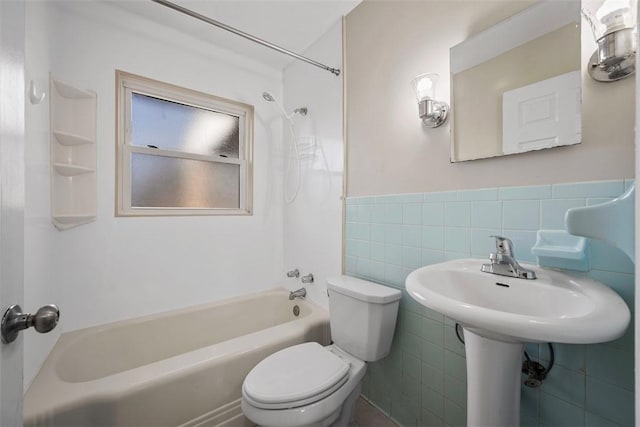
xmin=1 ymin=304 xmax=60 ymax=344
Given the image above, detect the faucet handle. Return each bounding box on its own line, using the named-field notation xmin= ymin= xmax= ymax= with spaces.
xmin=489 ymin=235 xmax=514 ymax=255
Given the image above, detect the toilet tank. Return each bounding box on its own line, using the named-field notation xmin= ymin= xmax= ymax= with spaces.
xmin=326 ymin=276 xmax=401 ymax=361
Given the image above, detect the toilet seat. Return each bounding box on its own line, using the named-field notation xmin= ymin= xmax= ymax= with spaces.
xmin=242 ymin=342 xmax=350 ymax=410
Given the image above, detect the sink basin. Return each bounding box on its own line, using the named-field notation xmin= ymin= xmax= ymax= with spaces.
xmin=406 ymin=258 xmax=630 ymax=427
xmin=406 ymin=258 xmax=629 ymax=344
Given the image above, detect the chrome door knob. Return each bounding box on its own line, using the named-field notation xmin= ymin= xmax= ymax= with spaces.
xmin=1 ymin=304 xmax=60 ymax=344
xmin=31 ymin=305 xmax=60 ymax=333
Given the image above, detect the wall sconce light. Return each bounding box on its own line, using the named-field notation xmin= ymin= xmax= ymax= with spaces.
xmin=410 ymin=73 xmax=449 ymax=127
xmin=583 ymin=0 xmax=636 ymax=82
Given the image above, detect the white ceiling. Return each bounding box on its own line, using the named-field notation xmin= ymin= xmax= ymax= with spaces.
xmin=108 ymin=0 xmax=360 ymax=72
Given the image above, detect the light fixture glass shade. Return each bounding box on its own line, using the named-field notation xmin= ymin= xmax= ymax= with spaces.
xmin=587 ymin=0 xmax=635 ymax=40
xmin=411 ymin=73 xmax=439 ymax=102
xmin=583 ymin=0 xmax=637 ymax=81
xmin=410 ymin=72 xmax=448 ymax=127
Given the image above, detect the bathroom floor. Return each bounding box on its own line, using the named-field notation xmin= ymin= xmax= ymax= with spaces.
xmin=239 ymin=397 xmax=396 ymax=427
xmin=354 ymin=397 xmax=398 ymax=427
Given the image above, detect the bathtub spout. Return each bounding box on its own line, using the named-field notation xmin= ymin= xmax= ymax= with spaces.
xmin=289 ymin=288 xmax=307 ymax=300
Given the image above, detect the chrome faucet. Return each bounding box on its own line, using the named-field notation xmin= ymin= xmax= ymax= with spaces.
xmin=481 ymin=235 xmax=536 ymax=280
xmin=286 ymin=269 xmax=300 ymax=278
xmin=289 ymin=287 xmax=307 ymax=300
xmin=301 ymin=273 xmax=314 ymax=284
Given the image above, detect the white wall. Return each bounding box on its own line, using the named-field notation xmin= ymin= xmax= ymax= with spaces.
xmin=24 ymin=1 xmax=285 ymax=389
xmin=282 ymin=21 xmax=345 ymax=308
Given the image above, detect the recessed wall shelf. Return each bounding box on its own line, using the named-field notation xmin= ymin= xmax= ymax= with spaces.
xmin=50 ymin=77 xmax=97 ymax=231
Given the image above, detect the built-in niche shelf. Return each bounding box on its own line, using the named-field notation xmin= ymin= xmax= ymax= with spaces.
xmin=50 ymin=77 xmax=97 ymax=231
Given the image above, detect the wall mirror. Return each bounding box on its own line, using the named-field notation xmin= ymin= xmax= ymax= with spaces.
xmin=450 ymin=1 xmax=581 ymax=162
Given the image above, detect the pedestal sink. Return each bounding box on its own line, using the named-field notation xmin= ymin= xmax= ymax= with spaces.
xmin=406 ymin=259 xmax=630 ymax=427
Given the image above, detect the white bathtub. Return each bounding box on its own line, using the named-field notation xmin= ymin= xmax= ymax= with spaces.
xmin=24 ymin=288 xmax=330 ymax=427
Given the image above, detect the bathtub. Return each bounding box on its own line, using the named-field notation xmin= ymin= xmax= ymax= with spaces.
xmin=24 ymin=288 xmax=330 ymax=427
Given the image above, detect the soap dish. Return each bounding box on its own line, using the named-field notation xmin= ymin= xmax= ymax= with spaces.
xmin=531 ymin=230 xmax=589 ymax=271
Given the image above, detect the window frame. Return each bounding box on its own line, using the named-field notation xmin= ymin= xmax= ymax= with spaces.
xmin=116 ymin=70 xmax=253 ymax=216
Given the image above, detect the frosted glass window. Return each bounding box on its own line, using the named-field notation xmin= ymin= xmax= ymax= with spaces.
xmin=131 ymin=153 xmax=239 ymax=208
xmin=131 ymin=93 xmax=240 ymax=158
xmin=116 ymin=71 xmax=253 ymax=216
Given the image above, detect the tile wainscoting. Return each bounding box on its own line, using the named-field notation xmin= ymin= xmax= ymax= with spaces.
xmin=345 ymin=179 xmax=635 ymax=427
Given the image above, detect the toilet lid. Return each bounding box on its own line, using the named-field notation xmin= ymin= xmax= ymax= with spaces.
xmin=242 ymin=342 xmax=350 ymax=409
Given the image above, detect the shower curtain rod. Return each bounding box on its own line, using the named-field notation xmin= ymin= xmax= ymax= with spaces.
xmin=150 ymin=0 xmax=341 ymax=76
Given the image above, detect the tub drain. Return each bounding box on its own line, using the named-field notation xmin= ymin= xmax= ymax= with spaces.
xmin=293 ymin=305 xmax=300 ymax=316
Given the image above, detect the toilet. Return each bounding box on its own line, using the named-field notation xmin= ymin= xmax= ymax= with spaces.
xmin=241 ymin=276 xmax=401 ymax=427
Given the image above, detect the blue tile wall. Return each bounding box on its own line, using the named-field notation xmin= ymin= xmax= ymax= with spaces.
xmin=345 ymin=179 xmax=635 ymax=427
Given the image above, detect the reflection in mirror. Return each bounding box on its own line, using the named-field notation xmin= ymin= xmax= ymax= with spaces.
xmin=450 ymin=1 xmax=581 ymax=162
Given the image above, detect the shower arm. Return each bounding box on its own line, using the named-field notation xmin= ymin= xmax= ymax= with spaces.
xmin=150 ymin=0 xmax=341 ymax=77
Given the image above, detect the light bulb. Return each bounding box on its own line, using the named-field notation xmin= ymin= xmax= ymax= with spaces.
xmin=411 ymin=73 xmax=439 ymax=102
xmin=417 ymin=81 xmax=433 ymax=101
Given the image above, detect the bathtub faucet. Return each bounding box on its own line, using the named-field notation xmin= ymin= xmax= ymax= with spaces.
xmin=289 ymin=288 xmax=307 ymax=300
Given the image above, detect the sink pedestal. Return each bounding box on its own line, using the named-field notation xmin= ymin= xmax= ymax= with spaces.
xmin=464 ymin=328 xmax=525 ymax=427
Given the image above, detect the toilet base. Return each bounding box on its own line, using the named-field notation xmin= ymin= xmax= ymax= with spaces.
xmin=331 ymin=383 xmax=361 ymax=427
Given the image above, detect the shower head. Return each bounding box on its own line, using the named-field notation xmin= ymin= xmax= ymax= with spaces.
xmin=262 ymin=91 xmax=275 ymax=102
xmin=262 ymin=90 xmax=308 ymax=118
xmin=262 ymin=91 xmax=290 ymax=120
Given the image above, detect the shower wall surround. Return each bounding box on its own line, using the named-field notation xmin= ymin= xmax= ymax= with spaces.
xmin=345 ymin=179 xmax=634 ymax=427
xmin=283 ymin=21 xmax=344 ymax=309
xmin=25 ymin=1 xmax=285 ymax=388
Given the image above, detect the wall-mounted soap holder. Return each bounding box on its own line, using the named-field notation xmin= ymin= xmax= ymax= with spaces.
xmin=531 ymin=230 xmax=590 ymax=271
